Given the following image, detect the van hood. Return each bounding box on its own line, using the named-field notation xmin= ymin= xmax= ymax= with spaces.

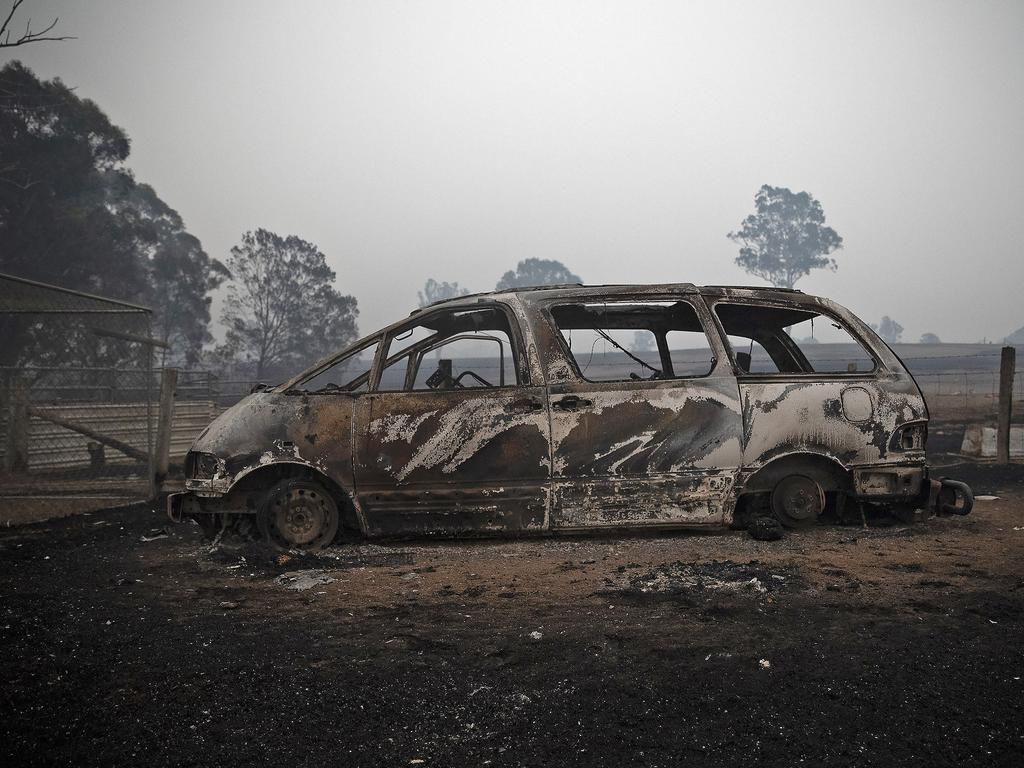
xmin=191 ymin=392 xmax=356 ymax=478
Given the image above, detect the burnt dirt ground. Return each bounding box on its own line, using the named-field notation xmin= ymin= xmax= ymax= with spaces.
xmin=2 ymin=462 xmax=1023 ymax=767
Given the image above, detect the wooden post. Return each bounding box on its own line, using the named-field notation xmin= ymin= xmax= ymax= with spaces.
xmin=154 ymin=367 xmax=178 ymax=489
xmin=3 ymin=377 xmax=29 ymax=472
xmin=996 ymin=346 xmax=1015 ymax=464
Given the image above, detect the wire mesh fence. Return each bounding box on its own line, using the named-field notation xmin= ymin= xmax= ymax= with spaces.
xmin=913 ymin=370 xmax=1024 ymax=422
xmin=176 ymin=371 xmax=260 ymax=409
xmin=0 ymin=274 xmax=155 ymax=523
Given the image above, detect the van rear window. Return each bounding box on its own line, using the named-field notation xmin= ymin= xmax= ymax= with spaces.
xmin=713 ymin=303 xmax=876 ymax=375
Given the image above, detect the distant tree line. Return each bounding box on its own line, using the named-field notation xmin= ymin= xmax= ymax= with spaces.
xmin=1 ymin=59 xmax=597 ymax=381
xmin=0 ymin=61 xmax=227 ymax=366
xmin=0 ymin=61 xmax=359 ymax=379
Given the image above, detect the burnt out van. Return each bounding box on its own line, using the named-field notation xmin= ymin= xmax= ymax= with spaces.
xmin=168 ymin=284 xmax=971 ymax=549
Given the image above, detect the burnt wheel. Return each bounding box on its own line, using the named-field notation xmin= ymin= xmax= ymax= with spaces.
xmin=771 ymin=474 xmax=825 ymax=529
xmin=257 ymin=480 xmax=339 ymax=550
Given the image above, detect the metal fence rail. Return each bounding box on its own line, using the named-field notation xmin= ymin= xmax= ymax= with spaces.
xmin=914 ymin=370 xmax=1024 ymax=422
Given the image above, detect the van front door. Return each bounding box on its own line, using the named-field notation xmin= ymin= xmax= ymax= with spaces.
xmin=352 ymin=304 xmax=551 ymax=536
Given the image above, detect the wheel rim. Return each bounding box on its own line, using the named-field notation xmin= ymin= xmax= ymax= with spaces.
xmin=771 ymin=475 xmax=824 ymax=528
xmin=261 ymin=484 xmax=338 ymax=549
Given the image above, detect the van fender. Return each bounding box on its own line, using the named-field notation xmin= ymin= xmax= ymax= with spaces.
xmin=225 ymin=459 xmax=368 ymax=536
xmin=738 ymin=449 xmax=854 ymax=496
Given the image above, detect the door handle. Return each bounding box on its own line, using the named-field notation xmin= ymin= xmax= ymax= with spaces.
xmin=505 ymin=396 xmax=544 ymax=413
xmin=553 ymin=395 xmax=593 ymax=411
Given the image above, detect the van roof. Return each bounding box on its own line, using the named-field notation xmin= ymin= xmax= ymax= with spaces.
xmin=413 ymin=283 xmax=807 ymax=313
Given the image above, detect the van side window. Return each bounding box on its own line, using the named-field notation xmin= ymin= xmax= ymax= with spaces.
xmin=377 ymin=306 xmax=520 ymax=391
xmin=714 ymin=303 xmax=876 ymax=375
xmin=550 ymin=300 xmax=715 ymax=382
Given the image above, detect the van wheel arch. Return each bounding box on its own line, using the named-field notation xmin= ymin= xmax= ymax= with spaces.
xmin=737 ymin=453 xmax=853 ymax=529
xmin=229 ymin=462 xmax=362 ymax=537
xmin=741 ymin=453 xmax=853 ymax=496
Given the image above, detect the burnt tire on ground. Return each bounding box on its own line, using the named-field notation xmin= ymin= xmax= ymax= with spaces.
xmin=257 ymin=480 xmax=340 ymax=551
xmin=731 ymin=492 xmax=771 ymax=530
xmin=748 ymin=515 xmax=784 ymax=541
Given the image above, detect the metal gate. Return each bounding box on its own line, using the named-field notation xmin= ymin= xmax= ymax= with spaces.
xmin=0 ymin=274 xmax=155 ymax=523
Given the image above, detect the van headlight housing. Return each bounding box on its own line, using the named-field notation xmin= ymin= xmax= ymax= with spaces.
xmin=187 ymin=451 xmax=223 ymax=479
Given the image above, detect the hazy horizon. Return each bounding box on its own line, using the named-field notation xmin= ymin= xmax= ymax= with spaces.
xmin=7 ymin=0 xmax=1023 ymax=344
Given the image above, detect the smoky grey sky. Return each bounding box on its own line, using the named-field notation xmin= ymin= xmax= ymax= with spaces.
xmin=8 ymin=0 xmax=1024 ymax=342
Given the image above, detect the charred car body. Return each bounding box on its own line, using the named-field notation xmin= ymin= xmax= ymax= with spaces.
xmin=169 ymin=284 xmax=971 ymax=548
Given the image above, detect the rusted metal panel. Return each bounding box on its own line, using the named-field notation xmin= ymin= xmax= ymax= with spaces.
xmin=546 ymin=383 xmax=743 ymax=527
xmin=190 ymin=391 xmax=357 ymax=493
xmin=736 ymin=377 xmax=926 ymax=469
xmin=352 ymin=387 xmax=550 ymax=535
xmin=853 ymin=464 xmax=925 ymax=498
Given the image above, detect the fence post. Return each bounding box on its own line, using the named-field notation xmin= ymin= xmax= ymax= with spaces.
xmin=3 ymin=377 xmax=29 ymax=472
xmin=997 ymin=346 xmax=1016 ymax=464
xmin=153 ymin=367 xmax=178 ymax=490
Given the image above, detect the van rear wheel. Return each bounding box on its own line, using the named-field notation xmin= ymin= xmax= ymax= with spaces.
xmin=257 ymin=480 xmax=339 ymax=550
xmin=771 ymin=474 xmax=825 ymax=529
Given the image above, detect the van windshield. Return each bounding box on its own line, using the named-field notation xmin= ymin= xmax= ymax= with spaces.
xmin=287 ymin=338 xmax=380 ymax=393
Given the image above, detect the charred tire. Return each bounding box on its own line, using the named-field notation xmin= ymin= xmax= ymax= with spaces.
xmin=257 ymin=480 xmax=339 ymax=550
xmin=771 ymin=474 xmax=825 ymax=529
xmin=732 ymin=492 xmax=771 ymax=530
xmin=194 ymin=513 xmax=222 ymax=540
xmin=748 ymin=516 xmax=784 ymax=541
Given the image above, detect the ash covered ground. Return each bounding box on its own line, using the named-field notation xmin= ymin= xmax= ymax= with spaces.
xmin=1 ymin=463 xmax=1023 ymax=767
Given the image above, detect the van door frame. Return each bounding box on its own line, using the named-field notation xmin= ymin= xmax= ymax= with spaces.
xmin=532 ymin=292 xmax=745 ymax=529
xmin=351 ymin=300 xmax=552 ymax=536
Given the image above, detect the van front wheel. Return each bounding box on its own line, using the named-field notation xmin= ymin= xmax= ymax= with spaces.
xmin=257 ymin=480 xmax=340 ymax=550
xmin=771 ymin=474 xmax=825 ymax=529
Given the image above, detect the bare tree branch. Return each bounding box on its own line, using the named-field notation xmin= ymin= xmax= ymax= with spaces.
xmin=0 ymin=0 xmax=20 ymax=40
xmin=0 ymin=0 xmax=74 ymax=48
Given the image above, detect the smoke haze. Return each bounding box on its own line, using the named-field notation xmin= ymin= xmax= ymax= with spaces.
xmin=10 ymin=0 xmax=1023 ymax=341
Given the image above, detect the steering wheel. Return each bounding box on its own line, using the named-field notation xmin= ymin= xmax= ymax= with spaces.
xmin=425 ymin=365 xmax=493 ymax=390
xmin=455 ymin=370 xmax=493 ymax=388
xmin=425 ymin=365 xmax=461 ymax=390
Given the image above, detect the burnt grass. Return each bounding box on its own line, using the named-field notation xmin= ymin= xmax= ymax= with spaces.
xmin=2 ymin=488 xmax=1024 ymax=767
